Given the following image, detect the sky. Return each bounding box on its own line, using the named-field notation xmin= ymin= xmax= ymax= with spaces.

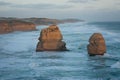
xmin=0 ymin=0 xmax=120 ymax=21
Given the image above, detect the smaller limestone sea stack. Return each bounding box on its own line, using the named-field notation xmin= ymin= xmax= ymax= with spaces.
xmin=36 ymin=25 xmax=67 ymax=51
xmin=87 ymin=33 xmax=106 ymax=56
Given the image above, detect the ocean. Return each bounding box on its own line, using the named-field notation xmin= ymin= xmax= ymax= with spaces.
xmin=0 ymin=22 xmax=120 ymax=80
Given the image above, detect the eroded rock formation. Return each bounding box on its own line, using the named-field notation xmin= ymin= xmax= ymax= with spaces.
xmin=36 ymin=25 xmax=67 ymax=51
xmin=87 ymin=33 xmax=106 ymax=56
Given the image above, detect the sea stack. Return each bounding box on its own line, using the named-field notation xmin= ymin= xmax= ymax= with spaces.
xmin=87 ymin=33 xmax=106 ymax=56
xmin=36 ymin=25 xmax=67 ymax=51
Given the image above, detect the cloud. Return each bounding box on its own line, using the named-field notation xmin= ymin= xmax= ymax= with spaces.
xmin=0 ymin=1 xmax=72 ymax=10
xmin=116 ymin=2 xmax=120 ymax=5
xmin=12 ymin=3 xmax=72 ymax=9
xmin=68 ymin=0 xmax=99 ymax=3
xmin=0 ymin=1 xmax=12 ymax=6
xmin=13 ymin=3 xmax=54 ymax=9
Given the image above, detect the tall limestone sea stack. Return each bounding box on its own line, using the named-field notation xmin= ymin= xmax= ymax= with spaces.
xmin=36 ymin=25 xmax=67 ymax=51
xmin=87 ymin=33 xmax=106 ymax=56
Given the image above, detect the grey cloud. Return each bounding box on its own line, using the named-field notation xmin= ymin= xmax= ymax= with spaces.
xmin=68 ymin=0 xmax=99 ymax=3
xmin=0 ymin=1 xmax=12 ymax=6
xmin=116 ymin=2 xmax=120 ymax=5
xmin=12 ymin=3 xmax=54 ymax=9
xmin=0 ymin=1 xmax=72 ymax=9
xmin=12 ymin=3 xmax=72 ymax=9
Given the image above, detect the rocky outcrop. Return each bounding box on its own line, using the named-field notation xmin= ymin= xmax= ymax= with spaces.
xmin=87 ymin=33 xmax=106 ymax=56
xmin=0 ymin=20 xmax=36 ymax=34
xmin=36 ymin=25 xmax=67 ymax=51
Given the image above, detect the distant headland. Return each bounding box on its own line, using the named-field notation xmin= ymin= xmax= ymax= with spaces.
xmin=0 ymin=17 xmax=84 ymax=34
xmin=0 ymin=17 xmax=84 ymax=25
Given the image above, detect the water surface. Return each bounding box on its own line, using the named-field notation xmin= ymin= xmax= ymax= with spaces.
xmin=0 ymin=22 xmax=120 ymax=80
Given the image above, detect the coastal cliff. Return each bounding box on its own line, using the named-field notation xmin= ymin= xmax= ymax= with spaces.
xmin=0 ymin=20 xmax=13 ymax=34
xmin=0 ymin=20 xmax=36 ymax=34
xmin=0 ymin=17 xmax=83 ymax=34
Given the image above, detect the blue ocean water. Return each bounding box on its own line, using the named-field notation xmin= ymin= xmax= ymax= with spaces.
xmin=0 ymin=22 xmax=120 ymax=80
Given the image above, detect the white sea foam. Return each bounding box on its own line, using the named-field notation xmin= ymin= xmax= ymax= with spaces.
xmin=104 ymin=53 xmax=113 ymax=57
xmin=111 ymin=61 xmax=120 ymax=68
xmin=104 ymin=30 xmax=120 ymax=43
xmin=29 ymin=62 xmax=39 ymax=69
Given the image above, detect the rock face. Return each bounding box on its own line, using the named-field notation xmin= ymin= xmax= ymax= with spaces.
xmin=0 ymin=20 xmax=13 ymax=34
xmin=11 ymin=20 xmax=36 ymax=31
xmin=0 ymin=20 xmax=36 ymax=34
xmin=87 ymin=33 xmax=106 ymax=56
xmin=36 ymin=25 xmax=67 ymax=51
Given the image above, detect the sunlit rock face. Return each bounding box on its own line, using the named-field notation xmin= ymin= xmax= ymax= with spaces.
xmin=36 ymin=25 xmax=67 ymax=51
xmin=0 ymin=20 xmax=36 ymax=34
xmin=87 ymin=33 xmax=106 ymax=56
xmin=11 ymin=20 xmax=36 ymax=31
xmin=0 ymin=20 xmax=13 ymax=34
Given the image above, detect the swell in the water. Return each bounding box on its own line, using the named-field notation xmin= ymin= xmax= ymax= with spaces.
xmin=0 ymin=22 xmax=120 ymax=80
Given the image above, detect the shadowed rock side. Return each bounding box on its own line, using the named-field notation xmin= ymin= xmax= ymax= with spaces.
xmin=87 ymin=33 xmax=106 ymax=56
xmin=36 ymin=25 xmax=67 ymax=51
xmin=0 ymin=20 xmax=36 ymax=34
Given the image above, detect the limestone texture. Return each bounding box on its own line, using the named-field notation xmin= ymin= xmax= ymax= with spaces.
xmin=87 ymin=33 xmax=106 ymax=56
xmin=36 ymin=25 xmax=67 ymax=51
